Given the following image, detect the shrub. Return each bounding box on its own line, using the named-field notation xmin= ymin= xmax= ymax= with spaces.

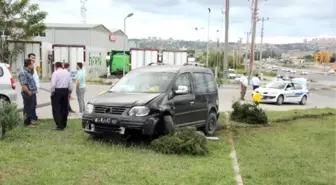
xmin=151 ymin=127 xmax=208 ymax=156
xmin=0 ymin=103 xmax=22 ymax=139
xmin=230 ymin=101 xmax=268 ymax=124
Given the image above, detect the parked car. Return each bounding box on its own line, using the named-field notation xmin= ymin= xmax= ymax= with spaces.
xmin=0 ymin=63 xmax=17 ymax=105
xmin=252 ymin=81 xmax=309 ymax=105
xmin=228 ymin=69 xmax=237 ymax=79
xmin=300 ymin=71 xmax=308 ymax=75
xmin=327 ymin=70 xmax=336 ymax=75
xmin=290 ymin=69 xmax=296 ymax=74
xmin=82 ymin=65 xmax=220 ymax=138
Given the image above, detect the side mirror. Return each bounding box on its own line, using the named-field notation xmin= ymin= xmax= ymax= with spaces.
xmin=174 ymin=85 xmax=189 ymax=95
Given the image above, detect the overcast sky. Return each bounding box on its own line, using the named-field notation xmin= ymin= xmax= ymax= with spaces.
xmin=34 ymin=0 xmax=336 ymax=44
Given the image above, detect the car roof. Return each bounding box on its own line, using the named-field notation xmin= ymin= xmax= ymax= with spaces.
xmin=130 ymin=65 xmax=213 ymax=74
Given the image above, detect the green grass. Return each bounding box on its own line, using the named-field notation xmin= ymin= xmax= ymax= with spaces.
xmin=234 ymin=113 xmax=336 ymax=185
xmin=0 ymin=120 xmax=235 ymax=185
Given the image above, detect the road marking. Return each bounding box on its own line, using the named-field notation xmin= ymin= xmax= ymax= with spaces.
xmin=225 ymin=112 xmax=244 ymax=185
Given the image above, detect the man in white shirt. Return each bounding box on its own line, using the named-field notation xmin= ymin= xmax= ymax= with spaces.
xmin=251 ymin=74 xmax=261 ymax=90
xmin=239 ymin=72 xmax=248 ymax=100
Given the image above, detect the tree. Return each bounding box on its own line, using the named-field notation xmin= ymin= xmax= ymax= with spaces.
xmin=0 ymin=0 xmax=47 ymax=66
xmin=303 ymin=54 xmax=313 ymax=61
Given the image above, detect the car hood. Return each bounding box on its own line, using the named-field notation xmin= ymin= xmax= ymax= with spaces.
xmin=89 ymin=92 xmax=161 ymax=107
xmin=254 ymin=87 xmax=280 ymax=94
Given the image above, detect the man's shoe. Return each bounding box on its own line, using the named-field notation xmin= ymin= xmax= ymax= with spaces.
xmin=52 ymin=127 xmax=64 ymax=131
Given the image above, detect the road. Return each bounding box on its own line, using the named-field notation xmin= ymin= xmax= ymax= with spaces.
xmin=14 ymin=82 xmax=336 ymax=119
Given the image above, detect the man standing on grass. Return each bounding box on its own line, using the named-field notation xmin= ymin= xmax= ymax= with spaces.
xmin=251 ymin=74 xmax=261 ymax=90
xmin=75 ymin=62 xmax=86 ymax=114
xmin=18 ymin=59 xmax=37 ymax=127
xmin=51 ymin=62 xmax=73 ymax=131
xmin=239 ymin=72 xmax=248 ymax=100
xmin=28 ymin=53 xmax=39 ymax=122
xmin=63 ymin=63 xmax=75 ymax=113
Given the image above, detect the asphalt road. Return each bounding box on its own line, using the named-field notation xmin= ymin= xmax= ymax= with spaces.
xmin=15 ymin=82 xmax=336 ymax=119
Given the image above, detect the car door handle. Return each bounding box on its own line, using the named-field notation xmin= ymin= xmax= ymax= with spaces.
xmin=190 ymin=101 xmax=194 ymax=105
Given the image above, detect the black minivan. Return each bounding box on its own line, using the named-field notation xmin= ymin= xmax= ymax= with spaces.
xmin=82 ymin=65 xmax=219 ymax=138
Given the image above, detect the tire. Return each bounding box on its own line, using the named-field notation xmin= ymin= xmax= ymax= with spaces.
xmin=163 ymin=115 xmax=175 ymax=135
xmin=299 ymin=95 xmax=307 ymax=105
xmin=203 ymin=112 xmax=218 ymax=136
xmin=276 ymin=95 xmax=284 ymax=105
xmin=0 ymin=96 xmax=9 ymax=106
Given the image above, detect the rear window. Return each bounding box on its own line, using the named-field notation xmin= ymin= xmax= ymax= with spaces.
xmin=192 ymin=72 xmax=217 ymax=94
xmin=0 ymin=67 xmax=3 ymax=77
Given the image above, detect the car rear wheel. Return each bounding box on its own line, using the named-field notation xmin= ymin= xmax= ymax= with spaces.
xmin=0 ymin=96 xmax=9 ymax=106
xmin=203 ymin=112 xmax=218 ymax=136
xmin=276 ymin=95 xmax=284 ymax=105
xmin=299 ymin=95 xmax=307 ymax=105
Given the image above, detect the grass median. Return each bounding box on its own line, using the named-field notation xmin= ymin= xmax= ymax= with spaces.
xmin=0 ymin=120 xmax=235 ymax=185
xmin=233 ymin=109 xmax=336 ymax=185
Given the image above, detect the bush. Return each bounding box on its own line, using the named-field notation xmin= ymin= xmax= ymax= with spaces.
xmin=151 ymin=127 xmax=208 ymax=156
xmin=0 ymin=103 xmax=22 ymax=139
xmin=230 ymin=101 xmax=268 ymax=124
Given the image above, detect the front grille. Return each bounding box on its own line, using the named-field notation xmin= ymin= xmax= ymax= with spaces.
xmin=94 ymin=124 xmax=121 ymax=133
xmin=94 ymin=105 xmax=127 ymax=115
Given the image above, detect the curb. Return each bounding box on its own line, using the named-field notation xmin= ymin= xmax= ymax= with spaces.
xmin=225 ymin=112 xmax=244 ymax=185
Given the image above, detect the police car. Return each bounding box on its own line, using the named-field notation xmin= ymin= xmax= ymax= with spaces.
xmin=252 ymin=81 xmax=309 ymax=105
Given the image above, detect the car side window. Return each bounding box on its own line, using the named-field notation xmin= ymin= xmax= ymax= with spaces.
xmin=204 ymin=73 xmax=217 ymax=92
xmin=0 ymin=67 xmax=3 ymax=77
xmin=193 ymin=72 xmax=208 ymax=94
xmin=286 ymin=83 xmax=293 ymax=89
xmin=174 ymin=73 xmax=192 ymax=94
xmin=294 ymin=83 xmax=302 ymax=90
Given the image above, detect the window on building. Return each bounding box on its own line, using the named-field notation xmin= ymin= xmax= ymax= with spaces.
xmin=39 ymin=32 xmax=46 ymax=37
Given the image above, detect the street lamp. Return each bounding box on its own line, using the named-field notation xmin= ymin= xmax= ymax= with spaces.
xmin=194 ymin=27 xmax=204 ymax=52
xmin=122 ymin=13 xmax=134 ymax=76
xmin=206 ymin=8 xmax=211 ymax=67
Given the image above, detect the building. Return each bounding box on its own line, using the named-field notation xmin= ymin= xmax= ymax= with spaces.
xmin=33 ymin=23 xmax=128 ymax=51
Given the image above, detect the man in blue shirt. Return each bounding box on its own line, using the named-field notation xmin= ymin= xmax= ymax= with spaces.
xmin=76 ymin=62 xmax=86 ymax=113
xmin=63 ymin=63 xmax=75 ymax=113
xmin=28 ymin=53 xmax=39 ymax=121
xmin=18 ymin=59 xmax=37 ymax=127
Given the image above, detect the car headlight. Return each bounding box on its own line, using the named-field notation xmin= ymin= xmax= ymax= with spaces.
xmin=85 ymin=104 xmax=94 ymax=114
xmin=128 ymin=106 xmax=150 ymax=116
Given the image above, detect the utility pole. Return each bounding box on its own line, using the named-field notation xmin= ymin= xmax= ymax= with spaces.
xmin=194 ymin=27 xmax=204 ymax=53
xmin=216 ymin=30 xmax=220 ymax=79
xmin=122 ymin=13 xmax=134 ymax=77
xmin=248 ymin=0 xmax=259 ymax=83
xmin=258 ymin=17 xmax=269 ymax=75
xmin=223 ymin=0 xmax=230 ymax=82
xmin=237 ymin=37 xmax=243 ymax=68
xmin=206 ymin=8 xmax=211 ymax=67
xmin=244 ymin=31 xmax=251 ymax=71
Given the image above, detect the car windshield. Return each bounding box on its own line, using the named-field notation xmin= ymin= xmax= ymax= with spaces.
xmin=265 ymin=81 xmax=287 ymax=89
xmin=108 ymin=72 xmax=175 ymax=93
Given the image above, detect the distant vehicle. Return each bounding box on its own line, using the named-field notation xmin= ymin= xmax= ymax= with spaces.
xmin=283 ymin=69 xmax=290 ymax=72
xmin=327 ymin=70 xmax=336 ymax=75
xmin=290 ymin=69 xmax=296 ymax=73
xmin=0 ymin=63 xmax=17 ymax=105
xmin=228 ymin=69 xmax=237 ymax=79
xmin=252 ymin=81 xmax=309 ymax=105
xmin=300 ymin=71 xmax=308 ymax=75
